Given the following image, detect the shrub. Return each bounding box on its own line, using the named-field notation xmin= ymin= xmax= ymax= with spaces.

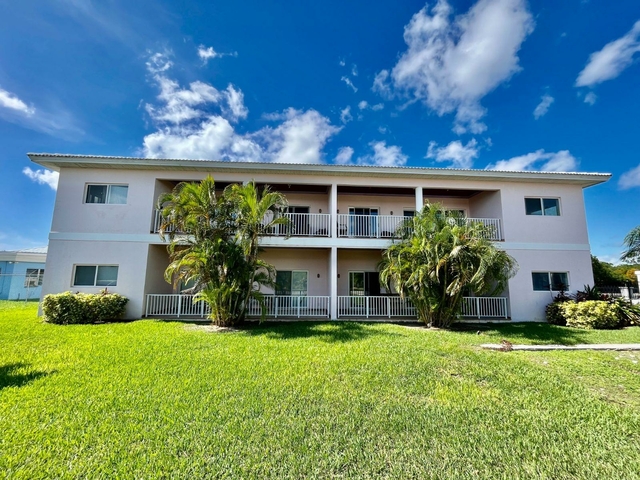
xmin=612 ymin=297 xmax=640 ymax=327
xmin=573 ymin=285 xmax=606 ymax=302
xmin=546 ymin=302 xmax=567 ymax=326
xmin=42 ymin=291 xmax=129 ymax=325
xmin=562 ymin=300 xmax=620 ymax=329
xmin=545 ymin=290 xmax=571 ymax=326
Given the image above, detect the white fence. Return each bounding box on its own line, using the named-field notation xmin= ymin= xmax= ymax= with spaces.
xmin=247 ymin=296 xmax=330 ymax=318
xmin=146 ymin=294 xmax=211 ymax=318
xmin=145 ymin=294 xmax=508 ymax=320
xmin=461 ymin=296 xmax=509 ymax=319
xmin=337 ymin=295 xmax=416 ymax=318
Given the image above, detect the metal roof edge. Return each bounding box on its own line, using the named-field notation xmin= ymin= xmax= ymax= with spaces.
xmin=27 ymin=153 xmax=612 ymax=187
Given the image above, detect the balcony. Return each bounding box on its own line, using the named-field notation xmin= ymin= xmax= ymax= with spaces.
xmin=264 ymin=213 xmax=331 ymax=237
xmin=337 ymin=214 xmax=503 ymax=241
xmin=152 ymin=210 xmax=502 ymax=241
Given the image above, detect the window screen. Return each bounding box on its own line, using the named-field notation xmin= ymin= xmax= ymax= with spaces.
xmin=525 ymin=198 xmax=543 ymax=215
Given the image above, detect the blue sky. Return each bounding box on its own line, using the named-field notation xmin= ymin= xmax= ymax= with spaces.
xmin=1 ymin=0 xmax=639 ymax=262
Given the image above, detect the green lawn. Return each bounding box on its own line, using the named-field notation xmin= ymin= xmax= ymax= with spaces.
xmin=2 ymin=301 xmax=640 ymax=479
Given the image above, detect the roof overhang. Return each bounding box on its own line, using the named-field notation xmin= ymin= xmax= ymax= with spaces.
xmin=0 ymin=251 xmax=47 ymax=263
xmin=28 ymin=153 xmax=612 ymax=188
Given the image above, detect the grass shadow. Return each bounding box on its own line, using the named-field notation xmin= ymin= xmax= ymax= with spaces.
xmin=242 ymin=321 xmax=399 ymax=343
xmin=451 ymin=322 xmax=596 ymax=345
xmin=0 ymin=363 xmax=50 ymax=390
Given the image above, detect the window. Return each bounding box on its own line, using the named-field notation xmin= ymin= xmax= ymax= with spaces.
xmin=403 ymin=210 xmax=415 ymax=217
xmin=525 ymin=198 xmax=560 ymax=216
xmin=24 ymin=268 xmax=44 ymax=287
xmin=275 ymin=271 xmax=308 ymax=296
xmin=73 ymin=265 xmax=119 ymax=286
xmin=532 ymin=272 xmax=569 ymax=291
xmin=85 ymin=184 xmax=128 ymax=204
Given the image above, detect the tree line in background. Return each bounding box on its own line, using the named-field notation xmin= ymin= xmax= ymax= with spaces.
xmin=591 ymin=226 xmax=640 ymax=288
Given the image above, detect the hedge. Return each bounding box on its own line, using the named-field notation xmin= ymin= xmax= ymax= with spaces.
xmin=562 ymin=300 xmax=619 ymax=329
xmin=42 ymin=291 xmax=129 ymax=325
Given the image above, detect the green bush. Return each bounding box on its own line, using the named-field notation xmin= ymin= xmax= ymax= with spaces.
xmin=562 ymin=300 xmax=620 ymax=329
xmin=42 ymin=291 xmax=129 ymax=325
xmin=545 ymin=302 xmax=567 ymax=326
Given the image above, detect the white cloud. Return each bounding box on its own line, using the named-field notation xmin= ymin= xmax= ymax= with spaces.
xmin=378 ymin=0 xmax=534 ymax=134
xmin=533 ymin=94 xmax=554 ymax=119
xmin=357 ymin=141 xmax=408 ymax=167
xmin=619 ymin=164 xmax=640 ymax=189
xmin=263 ymin=108 xmax=342 ymax=164
xmin=584 ymin=91 xmax=597 ymax=105
xmin=426 ymin=139 xmax=479 ymax=169
xmin=575 ymin=21 xmax=640 ymax=87
xmin=340 ymin=105 xmax=353 ymax=124
xmin=358 ymin=100 xmax=384 ymax=111
xmin=22 ymin=167 xmax=59 ymax=190
xmin=141 ymin=52 xmax=340 ymax=163
xmin=339 ymin=58 xmax=346 ymax=67
xmin=197 ymin=45 xmax=237 ymax=65
xmin=352 ymin=64 xmax=358 ymax=77
xmin=486 ymin=150 xmax=578 ymax=172
xmin=341 ymin=76 xmax=358 ymax=92
xmin=0 ymin=88 xmax=34 ymax=115
xmin=372 ymin=70 xmax=392 ymax=98
xmin=378 ymin=126 xmax=388 ymax=134
xmin=335 ymin=146 xmax=354 ymax=164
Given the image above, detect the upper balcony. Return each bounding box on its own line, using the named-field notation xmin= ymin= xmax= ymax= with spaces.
xmin=152 ymin=210 xmax=502 ymax=241
xmin=150 ymin=181 xmax=504 ymax=242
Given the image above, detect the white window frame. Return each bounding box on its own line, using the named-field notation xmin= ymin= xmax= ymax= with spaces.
xmin=72 ymin=264 xmax=119 ymax=287
xmin=24 ymin=268 xmax=45 ymax=287
xmin=84 ymin=184 xmax=129 ymax=205
xmin=524 ymin=197 xmax=561 ymax=216
xmin=532 ymin=271 xmax=570 ymax=292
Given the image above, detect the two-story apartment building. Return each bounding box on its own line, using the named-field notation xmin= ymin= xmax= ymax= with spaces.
xmin=29 ymin=153 xmax=610 ymax=322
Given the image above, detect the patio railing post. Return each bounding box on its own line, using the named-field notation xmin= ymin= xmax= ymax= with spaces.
xmin=366 ymin=296 xmax=370 ymax=319
xmin=387 ymin=297 xmax=391 ymax=318
xmin=476 ymin=297 xmax=480 ymax=319
xmin=275 ymin=297 xmax=279 ymax=319
xmin=177 ymin=295 xmax=182 ymax=318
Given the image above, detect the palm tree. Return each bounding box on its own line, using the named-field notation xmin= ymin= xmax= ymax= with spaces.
xmin=379 ymin=205 xmax=518 ymax=328
xmin=225 ymin=181 xmax=289 ymax=321
xmin=621 ymin=226 xmax=640 ymax=263
xmin=156 ymin=176 xmax=289 ymax=326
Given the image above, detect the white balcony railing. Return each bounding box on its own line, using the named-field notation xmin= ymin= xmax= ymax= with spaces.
xmin=145 ymin=294 xmax=330 ymax=318
xmin=337 ymin=214 xmax=413 ymax=239
xmin=152 ymin=210 xmax=331 ymax=237
xmin=247 ymin=295 xmax=330 ymax=318
xmin=337 ymin=296 xmax=508 ymax=319
xmin=337 ymin=214 xmax=502 ymax=241
xmin=264 ymin=213 xmax=331 ymax=237
xmin=145 ymin=294 xmax=507 ymax=319
xmin=337 ymin=296 xmax=416 ymax=318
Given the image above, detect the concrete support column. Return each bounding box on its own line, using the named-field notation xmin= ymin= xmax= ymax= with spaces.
xmin=636 ymin=271 xmax=640 ymax=291
xmin=415 ymin=186 xmax=423 ymax=213
xmin=330 ymin=183 xmax=338 ymax=238
xmin=330 ymin=246 xmax=338 ymax=320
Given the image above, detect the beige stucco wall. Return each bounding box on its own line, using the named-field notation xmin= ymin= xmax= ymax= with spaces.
xmin=505 ymin=248 xmax=594 ymax=322
xmin=337 ymin=249 xmax=385 ymax=296
xmin=260 ymin=248 xmax=330 ymax=296
xmin=41 ymin=239 xmax=150 ymax=319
